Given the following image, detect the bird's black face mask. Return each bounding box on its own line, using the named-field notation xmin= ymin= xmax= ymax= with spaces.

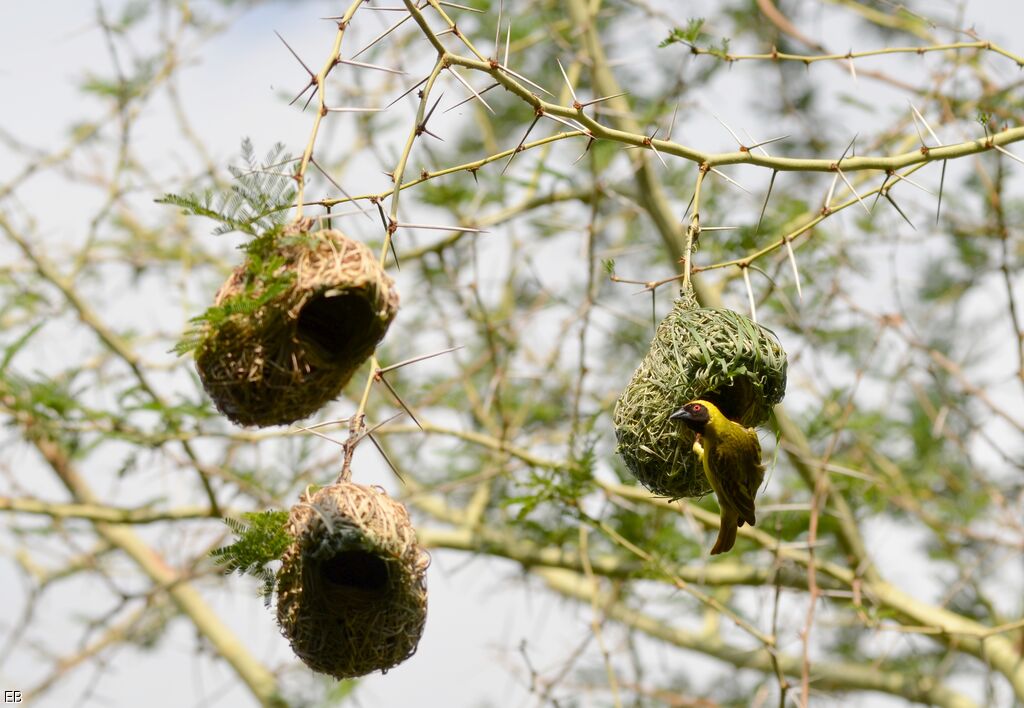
xmin=669 ymin=401 xmax=710 ymax=433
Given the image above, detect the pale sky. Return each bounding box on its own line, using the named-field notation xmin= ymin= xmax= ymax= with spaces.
xmin=1 ymin=1 xmax=1022 ymax=706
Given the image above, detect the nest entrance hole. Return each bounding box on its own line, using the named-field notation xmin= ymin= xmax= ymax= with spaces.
xmin=320 ymin=549 xmax=390 ymax=591
xmin=699 ymin=376 xmax=755 ymax=422
xmin=296 ymin=291 xmax=375 ymax=363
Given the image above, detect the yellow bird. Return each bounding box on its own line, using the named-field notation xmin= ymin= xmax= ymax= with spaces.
xmin=670 ymin=400 xmax=765 ymax=555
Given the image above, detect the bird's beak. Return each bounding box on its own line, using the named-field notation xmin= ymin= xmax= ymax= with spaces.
xmin=669 ymin=408 xmax=689 ymax=422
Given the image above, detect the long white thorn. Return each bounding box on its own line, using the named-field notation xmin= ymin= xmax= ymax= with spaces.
xmin=499 ymin=63 xmax=552 ymax=96
xmin=494 ymin=0 xmax=503 ymax=55
xmin=837 ymin=168 xmax=872 ymax=215
xmin=504 ymin=20 xmax=511 ymax=67
xmin=909 ymin=102 xmax=942 ymax=145
xmin=890 ymin=171 xmax=935 ymax=195
xmin=825 ymin=173 xmax=839 ymax=208
xmin=711 ymin=112 xmax=744 ymax=146
xmin=993 ymin=144 xmax=1024 ymax=167
xmin=785 ymin=238 xmax=803 ymax=301
xmin=556 ymin=58 xmax=578 ymax=103
xmin=447 ymin=67 xmax=495 ymax=113
xmin=710 ymin=167 xmax=750 ymax=195
xmin=742 ymin=267 xmax=757 ymax=323
xmin=338 ymin=58 xmax=407 ymax=75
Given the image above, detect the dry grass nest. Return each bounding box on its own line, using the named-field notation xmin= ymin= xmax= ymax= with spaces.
xmin=276 ymin=482 xmax=429 ymax=680
xmin=614 ymin=289 xmax=787 ymax=499
xmin=195 ymin=229 xmax=399 ymax=427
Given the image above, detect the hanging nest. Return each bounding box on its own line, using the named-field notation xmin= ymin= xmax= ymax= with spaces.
xmin=194 ymin=229 xmax=399 ymax=427
xmin=613 ymin=289 xmax=787 ymax=499
xmin=276 ymin=482 xmax=429 ymax=679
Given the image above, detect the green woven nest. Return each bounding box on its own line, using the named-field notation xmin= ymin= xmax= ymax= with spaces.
xmin=195 ymin=229 xmax=399 ymax=427
xmin=276 ymin=482 xmax=429 ymax=680
xmin=613 ymin=290 xmax=787 ymax=499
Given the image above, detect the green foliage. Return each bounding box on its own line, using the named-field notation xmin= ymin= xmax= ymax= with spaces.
xmin=608 ymin=502 xmax=700 ymax=562
xmin=9 ymin=2 xmax=1024 ymax=704
xmin=158 ymin=138 xmax=296 ymax=242
xmin=320 ymin=680 xmax=358 ymax=705
xmin=0 ymin=368 xmax=104 ymax=456
xmin=171 ymin=252 xmax=293 ymax=356
xmin=659 ymin=18 xmax=706 ymax=48
xmin=586 ymin=139 xmax=620 ymax=173
xmin=659 ymin=18 xmax=730 ymax=58
xmin=162 ymin=140 xmax=310 ymax=357
xmin=113 ymin=1 xmax=150 ymax=31
xmin=210 ymin=510 xmax=291 ymax=605
xmin=81 ymin=56 xmax=158 ymax=103
xmin=504 ymin=434 xmax=597 ymax=528
xmin=418 ymin=177 xmax=479 ymax=208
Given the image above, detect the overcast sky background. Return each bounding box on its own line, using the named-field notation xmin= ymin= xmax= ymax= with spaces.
xmin=1 ymin=1 xmax=1022 ymax=706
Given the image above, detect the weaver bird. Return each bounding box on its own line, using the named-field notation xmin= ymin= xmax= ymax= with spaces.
xmin=670 ymin=400 xmax=765 ymax=555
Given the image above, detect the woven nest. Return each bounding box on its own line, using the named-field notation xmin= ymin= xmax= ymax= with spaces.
xmin=195 ymin=229 xmax=399 ymax=427
xmin=613 ymin=289 xmax=787 ymax=499
xmin=276 ymin=482 xmax=429 ymax=679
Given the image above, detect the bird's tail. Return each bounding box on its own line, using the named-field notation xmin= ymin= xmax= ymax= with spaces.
xmin=710 ymin=506 xmax=739 ymax=555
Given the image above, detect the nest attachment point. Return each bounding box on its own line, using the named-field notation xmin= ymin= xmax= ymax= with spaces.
xmin=276 ymin=482 xmax=429 ymax=680
xmin=614 ymin=289 xmax=787 ymax=499
xmin=195 ymin=229 xmax=399 ymax=427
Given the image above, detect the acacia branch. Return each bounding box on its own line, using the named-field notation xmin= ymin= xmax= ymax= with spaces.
xmin=416 ymin=525 xmax=839 ymax=592
xmin=0 ymin=497 xmax=224 ymax=524
xmin=683 ymin=39 xmax=1024 ymax=68
xmin=0 ymin=214 xmax=221 ymax=515
xmin=432 ymin=50 xmax=1024 ymax=172
xmin=8 ymin=405 xmax=283 ymax=707
xmin=603 ymin=483 xmax=1024 ymax=700
xmin=538 ymin=566 xmax=978 ymax=708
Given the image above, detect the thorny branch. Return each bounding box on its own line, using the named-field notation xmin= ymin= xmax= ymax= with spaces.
xmin=1 ymin=1 xmax=1022 ymax=705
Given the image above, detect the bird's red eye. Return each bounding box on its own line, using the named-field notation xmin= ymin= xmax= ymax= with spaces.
xmin=691 ymin=404 xmax=702 ymax=411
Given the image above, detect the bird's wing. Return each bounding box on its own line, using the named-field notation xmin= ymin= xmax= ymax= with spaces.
xmin=707 ymin=431 xmax=763 ymax=526
xmin=743 ymin=428 xmax=766 ymax=502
